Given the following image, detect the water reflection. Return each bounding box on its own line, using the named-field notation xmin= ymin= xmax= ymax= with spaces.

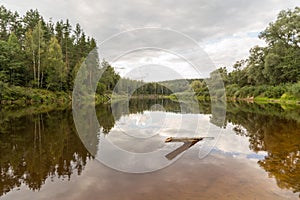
xmin=92 ymin=99 xmax=220 ymax=173
xmin=0 ymin=108 xmax=91 ymax=196
xmin=95 ymin=99 xmax=300 ymax=195
xmin=0 ymin=100 xmax=300 ymax=198
xmin=226 ymin=102 xmax=300 ymax=195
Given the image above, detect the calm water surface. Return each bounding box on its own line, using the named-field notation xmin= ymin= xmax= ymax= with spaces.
xmin=0 ymin=99 xmax=300 ymax=199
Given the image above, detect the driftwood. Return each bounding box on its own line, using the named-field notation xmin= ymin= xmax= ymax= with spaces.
xmin=164 ymin=137 xmax=214 ymax=160
xmin=165 ymin=137 xmax=214 ymax=143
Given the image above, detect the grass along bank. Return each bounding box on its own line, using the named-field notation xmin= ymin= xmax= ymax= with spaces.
xmin=0 ymin=84 xmax=71 ymax=105
xmin=226 ymin=82 xmax=300 ymax=105
xmin=0 ymin=85 xmax=117 ymax=106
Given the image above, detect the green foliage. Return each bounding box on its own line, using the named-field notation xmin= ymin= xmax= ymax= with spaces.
xmin=98 ymin=60 xmax=120 ymax=94
xmin=190 ymin=80 xmax=209 ymax=97
xmin=226 ymin=84 xmax=240 ymax=97
xmin=225 ymin=7 xmax=300 ymax=88
xmin=44 ymin=37 xmax=66 ymax=90
xmin=0 ymin=33 xmax=26 ymax=86
xmin=288 ymin=82 xmax=300 ymax=98
xmin=0 ymin=83 xmax=70 ymax=104
xmin=263 ymin=85 xmax=285 ymax=98
xmin=0 ymin=5 xmax=97 ymax=93
xmin=223 ymin=7 xmax=300 ymax=102
xmin=225 ymin=83 xmax=298 ymax=100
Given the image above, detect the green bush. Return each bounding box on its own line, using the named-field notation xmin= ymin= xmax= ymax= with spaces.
xmin=226 ymin=84 xmax=240 ymax=97
xmin=32 ymin=94 xmax=41 ymax=102
xmin=281 ymin=93 xmax=296 ymax=100
xmin=0 ymin=83 xmax=71 ymax=105
xmin=234 ymin=90 xmax=240 ymax=97
xmin=225 ymin=83 xmax=300 ymax=101
xmin=253 ymin=85 xmax=267 ymax=97
xmin=239 ymin=86 xmax=255 ymax=97
xmin=263 ymin=85 xmax=286 ymax=98
xmin=288 ymin=82 xmax=300 ymax=98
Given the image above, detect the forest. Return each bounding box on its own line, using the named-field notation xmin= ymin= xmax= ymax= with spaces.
xmin=0 ymin=5 xmax=120 ymax=104
xmin=0 ymin=6 xmax=299 ymax=105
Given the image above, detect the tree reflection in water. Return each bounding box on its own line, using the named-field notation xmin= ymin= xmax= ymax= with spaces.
xmin=227 ymin=102 xmax=300 ymax=195
xmin=0 ymin=100 xmax=299 ymax=197
xmin=0 ymin=109 xmax=92 ymax=196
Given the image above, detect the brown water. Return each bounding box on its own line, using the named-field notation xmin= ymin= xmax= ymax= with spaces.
xmin=0 ymin=100 xmax=300 ymax=199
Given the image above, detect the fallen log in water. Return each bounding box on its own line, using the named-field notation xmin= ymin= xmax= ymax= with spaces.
xmin=164 ymin=136 xmax=215 ymax=160
xmin=165 ymin=137 xmax=214 ymax=143
xmin=165 ymin=141 xmax=199 ymax=160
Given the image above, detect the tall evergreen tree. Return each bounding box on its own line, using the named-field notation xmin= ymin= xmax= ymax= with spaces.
xmin=7 ymin=32 xmax=25 ymax=85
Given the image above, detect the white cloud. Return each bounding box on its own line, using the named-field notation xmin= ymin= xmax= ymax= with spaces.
xmin=201 ymin=32 xmax=267 ymax=70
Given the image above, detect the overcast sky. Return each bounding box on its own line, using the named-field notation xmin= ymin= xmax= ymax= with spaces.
xmin=1 ymin=0 xmax=298 ymax=79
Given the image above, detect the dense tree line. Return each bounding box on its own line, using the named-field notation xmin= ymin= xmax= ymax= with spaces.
xmin=0 ymin=5 xmax=96 ymax=92
xmin=114 ymin=78 xmax=208 ymax=98
xmin=114 ymin=78 xmax=174 ymax=96
xmin=222 ymin=7 xmax=300 ymax=99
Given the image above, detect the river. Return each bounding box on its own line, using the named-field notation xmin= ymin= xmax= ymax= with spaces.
xmin=0 ymin=99 xmax=299 ymax=199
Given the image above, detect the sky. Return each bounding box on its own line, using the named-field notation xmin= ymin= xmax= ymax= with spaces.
xmin=1 ymin=0 xmax=299 ymax=80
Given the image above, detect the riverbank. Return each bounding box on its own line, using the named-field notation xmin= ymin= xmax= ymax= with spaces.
xmin=225 ymin=83 xmax=300 ymax=105
xmin=253 ymin=96 xmax=300 ymax=105
xmin=2 ymin=85 xmax=300 ymax=109
xmin=227 ymin=96 xmax=300 ymax=105
xmin=0 ymin=85 xmax=71 ymax=106
xmin=0 ymin=86 xmax=170 ymax=107
xmin=0 ymin=85 xmax=113 ymax=106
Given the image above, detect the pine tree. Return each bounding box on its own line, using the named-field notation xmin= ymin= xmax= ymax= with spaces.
xmin=7 ymin=32 xmax=25 ymax=85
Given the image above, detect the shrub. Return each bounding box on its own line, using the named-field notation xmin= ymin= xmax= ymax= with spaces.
xmin=262 ymin=85 xmax=286 ymax=98
xmin=253 ymin=85 xmax=267 ymax=97
xmin=226 ymin=84 xmax=240 ymax=97
xmin=288 ymin=82 xmax=300 ymax=98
